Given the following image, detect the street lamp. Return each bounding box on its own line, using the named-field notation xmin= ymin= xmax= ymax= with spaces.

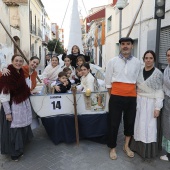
xmin=154 ymin=0 xmax=166 ymax=68
xmin=116 ymin=0 xmax=127 ymax=39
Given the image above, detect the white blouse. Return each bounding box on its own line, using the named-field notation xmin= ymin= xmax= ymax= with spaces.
xmin=105 ymin=56 xmax=141 ymax=88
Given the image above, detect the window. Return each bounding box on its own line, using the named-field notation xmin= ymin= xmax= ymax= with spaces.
xmin=107 ymin=16 xmax=112 ymax=32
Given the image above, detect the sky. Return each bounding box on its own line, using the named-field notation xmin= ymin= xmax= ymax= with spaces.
xmin=41 ymin=0 xmax=109 ymax=27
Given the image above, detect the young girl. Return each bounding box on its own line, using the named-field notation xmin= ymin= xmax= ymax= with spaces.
xmin=78 ymin=63 xmax=95 ymax=92
xmin=76 ymin=56 xmax=86 ymax=67
xmin=61 ymin=56 xmax=75 ymax=82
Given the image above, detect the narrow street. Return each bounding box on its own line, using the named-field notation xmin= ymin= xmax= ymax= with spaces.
xmin=0 ymin=122 xmax=169 ymax=170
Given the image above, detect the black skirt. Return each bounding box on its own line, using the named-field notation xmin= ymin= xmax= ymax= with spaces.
xmin=0 ymin=106 xmax=33 ymax=156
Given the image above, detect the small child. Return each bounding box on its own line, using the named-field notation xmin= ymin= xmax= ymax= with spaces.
xmin=75 ymin=66 xmax=83 ymax=85
xmin=76 ymin=56 xmax=86 ymax=67
xmin=54 ymin=71 xmax=71 ymax=93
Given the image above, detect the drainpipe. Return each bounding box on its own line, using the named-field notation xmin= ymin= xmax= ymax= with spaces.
xmin=29 ymin=0 xmax=31 ymax=58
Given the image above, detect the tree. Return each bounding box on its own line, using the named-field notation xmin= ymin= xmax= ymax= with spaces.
xmin=47 ymin=39 xmax=64 ymax=55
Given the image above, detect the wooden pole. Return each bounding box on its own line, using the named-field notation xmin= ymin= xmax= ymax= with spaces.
xmin=126 ymin=0 xmax=144 ymax=37
xmin=0 ymin=19 xmax=42 ymax=83
xmin=71 ymin=86 xmax=79 ymax=145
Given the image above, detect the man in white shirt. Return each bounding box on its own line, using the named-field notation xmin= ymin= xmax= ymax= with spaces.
xmin=105 ymin=37 xmax=141 ymax=160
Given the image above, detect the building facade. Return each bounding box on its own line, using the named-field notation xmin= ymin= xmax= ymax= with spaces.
xmin=0 ymin=0 xmax=30 ymax=64
xmin=104 ymin=0 xmax=170 ymax=69
xmin=83 ymin=6 xmax=106 ymax=68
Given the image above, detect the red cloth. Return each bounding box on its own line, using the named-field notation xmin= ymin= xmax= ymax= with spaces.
xmin=22 ymin=65 xmax=37 ymax=91
xmin=0 ymin=64 xmax=30 ymax=104
xmin=111 ymin=82 xmax=137 ymax=97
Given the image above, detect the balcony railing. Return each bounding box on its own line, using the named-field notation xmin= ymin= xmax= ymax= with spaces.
xmin=38 ymin=27 xmax=42 ymax=38
xmin=30 ymin=23 xmax=36 ymax=35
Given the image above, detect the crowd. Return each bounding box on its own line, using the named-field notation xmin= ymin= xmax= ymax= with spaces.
xmin=0 ymin=40 xmax=170 ymax=163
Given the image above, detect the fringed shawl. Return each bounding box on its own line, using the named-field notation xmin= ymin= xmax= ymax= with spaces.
xmin=42 ymin=64 xmax=61 ymax=81
xmin=137 ymin=67 xmax=164 ymax=99
xmin=0 ymin=64 xmax=30 ymax=104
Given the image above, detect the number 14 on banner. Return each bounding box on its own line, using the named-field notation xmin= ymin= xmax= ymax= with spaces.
xmin=51 ymin=101 xmax=61 ymax=110
xmin=50 ymin=96 xmax=63 ymax=113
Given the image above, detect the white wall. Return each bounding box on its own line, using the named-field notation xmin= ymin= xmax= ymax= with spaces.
xmin=104 ymin=0 xmax=170 ymax=68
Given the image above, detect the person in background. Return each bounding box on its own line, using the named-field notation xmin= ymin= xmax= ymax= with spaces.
xmin=42 ymin=55 xmax=61 ymax=85
xmin=0 ymin=54 xmax=33 ymax=161
xmin=105 ymin=37 xmax=141 ymax=160
xmin=62 ymin=45 xmax=90 ymax=68
xmin=160 ymin=48 xmax=170 ymax=161
xmin=130 ymin=50 xmax=164 ymax=159
xmin=45 ymin=54 xmax=51 ymax=68
xmin=54 ymin=71 xmax=71 ymax=93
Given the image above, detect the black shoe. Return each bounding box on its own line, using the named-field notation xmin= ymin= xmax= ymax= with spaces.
xmin=11 ymin=153 xmax=23 ymax=161
xmin=11 ymin=156 xmax=19 ymax=162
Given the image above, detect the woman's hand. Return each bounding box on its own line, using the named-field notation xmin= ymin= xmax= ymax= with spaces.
xmin=2 ymin=68 xmax=10 ymax=76
xmin=6 ymin=113 xmax=12 ymax=121
xmin=55 ymin=85 xmax=60 ymax=92
xmin=154 ymin=110 xmax=160 ymax=118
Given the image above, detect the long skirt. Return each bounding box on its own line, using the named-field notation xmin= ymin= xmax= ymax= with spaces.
xmin=130 ymin=116 xmax=161 ymax=159
xmin=162 ymin=95 xmax=170 ymax=153
xmin=130 ymin=96 xmax=162 ymax=159
xmin=0 ymin=106 xmax=33 ymax=157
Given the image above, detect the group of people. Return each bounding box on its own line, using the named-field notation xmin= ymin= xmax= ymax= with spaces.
xmin=0 ymin=55 xmax=40 ymax=161
xmin=0 ymin=38 xmax=170 ymax=163
xmin=106 ymin=37 xmax=170 ymax=162
xmin=42 ymin=45 xmax=95 ymax=93
xmin=0 ymin=45 xmax=95 ymax=161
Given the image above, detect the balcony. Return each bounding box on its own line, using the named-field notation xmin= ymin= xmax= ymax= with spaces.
xmin=38 ymin=27 xmax=42 ymax=38
xmin=30 ymin=23 xmax=36 ymax=35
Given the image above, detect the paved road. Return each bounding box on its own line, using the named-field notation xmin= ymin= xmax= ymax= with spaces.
xmin=0 ymin=122 xmax=170 ymax=170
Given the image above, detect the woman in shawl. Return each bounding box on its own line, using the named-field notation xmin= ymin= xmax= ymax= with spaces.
xmin=130 ymin=50 xmax=164 ymax=159
xmin=42 ymin=55 xmax=62 ymax=85
xmin=0 ymin=54 xmax=33 ymax=161
xmin=160 ymin=48 xmax=170 ymax=161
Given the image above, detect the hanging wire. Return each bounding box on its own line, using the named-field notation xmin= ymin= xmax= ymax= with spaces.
xmin=60 ymin=0 xmax=71 ymax=29
xmin=53 ymin=0 xmax=71 ymax=54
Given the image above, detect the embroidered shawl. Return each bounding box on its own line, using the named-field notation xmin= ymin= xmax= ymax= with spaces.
xmin=137 ymin=67 xmax=164 ymax=99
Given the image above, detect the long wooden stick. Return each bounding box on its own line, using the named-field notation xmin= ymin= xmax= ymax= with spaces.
xmin=0 ymin=19 xmax=42 ymax=83
xmin=72 ymin=86 xmax=79 ymax=145
xmin=126 ymin=0 xmax=144 ymax=37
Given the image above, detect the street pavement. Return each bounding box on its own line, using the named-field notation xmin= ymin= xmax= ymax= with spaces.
xmin=0 ymin=122 xmax=170 ymax=170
